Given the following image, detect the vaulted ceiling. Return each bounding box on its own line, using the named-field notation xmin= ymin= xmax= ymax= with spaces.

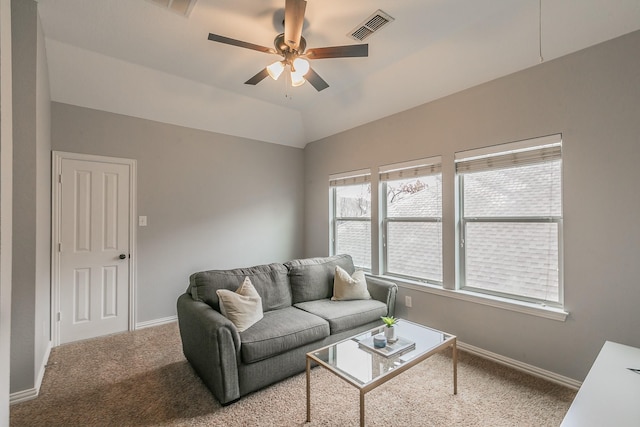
xmin=36 ymin=0 xmax=640 ymax=148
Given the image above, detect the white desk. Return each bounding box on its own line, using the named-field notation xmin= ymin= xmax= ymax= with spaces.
xmin=561 ymin=341 xmax=640 ymax=426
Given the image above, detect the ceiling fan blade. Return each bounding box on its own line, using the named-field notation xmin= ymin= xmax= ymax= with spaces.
xmin=305 ymin=67 xmax=329 ymax=92
xmin=305 ymin=44 xmax=368 ymax=60
xmin=284 ymin=0 xmax=306 ymax=51
xmin=208 ymin=33 xmax=275 ymax=54
xmin=245 ymin=68 xmax=270 ymax=85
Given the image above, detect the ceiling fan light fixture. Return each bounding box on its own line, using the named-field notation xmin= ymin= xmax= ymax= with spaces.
xmin=267 ymin=60 xmax=285 ymax=80
xmin=290 ymin=69 xmax=306 ymax=87
xmin=292 ymin=57 xmax=310 ymax=76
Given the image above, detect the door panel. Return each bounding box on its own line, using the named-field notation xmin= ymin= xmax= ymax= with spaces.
xmin=59 ymin=158 xmax=130 ymax=344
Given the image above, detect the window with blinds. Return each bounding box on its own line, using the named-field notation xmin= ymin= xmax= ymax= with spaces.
xmin=455 ymin=135 xmax=563 ymax=305
xmin=329 ymin=169 xmax=372 ymax=270
xmin=380 ymin=157 xmax=442 ymax=283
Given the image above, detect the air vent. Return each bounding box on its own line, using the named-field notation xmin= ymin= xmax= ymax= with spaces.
xmin=147 ymin=0 xmax=197 ymax=17
xmin=348 ymin=9 xmax=395 ymax=41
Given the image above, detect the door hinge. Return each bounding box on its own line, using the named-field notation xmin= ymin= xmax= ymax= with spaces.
xmin=58 ymin=174 xmax=62 ymax=184
xmin=58 ymin=242 xmax=61 ymax=252
xmin=57 ymin=312 xmax=61 ymax=322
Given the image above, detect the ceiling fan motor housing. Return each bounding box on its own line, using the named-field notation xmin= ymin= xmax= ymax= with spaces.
xmin=274 ymin=33 xmax=306 ymax=55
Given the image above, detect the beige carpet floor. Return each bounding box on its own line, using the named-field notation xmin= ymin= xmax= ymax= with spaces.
xmin=10 ymin=322 xmax=576 ymax=426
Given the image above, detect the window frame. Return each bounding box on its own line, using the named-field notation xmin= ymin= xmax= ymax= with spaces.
xmin=455 ymin=135 xmax=564 ymax=307
xmin=379 ymin=157 xmax=443 ymax=285
xmin=329 ymin=169 xmax=372 ymax=271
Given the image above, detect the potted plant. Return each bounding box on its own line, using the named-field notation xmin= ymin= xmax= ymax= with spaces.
xmin=381 ymin=316 xmax=398 ymax=342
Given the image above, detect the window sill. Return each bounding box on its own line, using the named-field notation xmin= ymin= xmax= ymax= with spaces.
xmin=376 ymin=275 xmax=569 ymax=322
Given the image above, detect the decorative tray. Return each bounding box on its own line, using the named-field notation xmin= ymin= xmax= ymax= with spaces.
xmin=356 ymin=335 xmax=416 ymax=358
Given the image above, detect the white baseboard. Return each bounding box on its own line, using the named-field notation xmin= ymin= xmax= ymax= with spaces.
xmin=10 ymin=341 xmax=52 ymax=405
xmin=135 ymin=315 xmax=177 ymax=330
xmin=458 ymin=341 xmax=581 ymax=390
xmin=35 ymin=341 xmax=52 ymax=392
xmin=9 ymin=388 xmax=38 ymax=405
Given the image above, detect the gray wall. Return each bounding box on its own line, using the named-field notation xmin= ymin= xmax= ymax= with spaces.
xmin=10 ymin=0 xmax=51 ymax=394
xmin=0 ymin=0 xmax=14 ymax=419
xmin=51 ymin=103 xmax=305 ymax=324
xmin=304 ymin=30 xmax=640 ymax=382
xmin=34 ymin=7 xmax=51 ymax=390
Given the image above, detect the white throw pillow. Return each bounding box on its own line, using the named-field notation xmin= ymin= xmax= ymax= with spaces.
xmin=216 ymin=277 xmax=263 ymax=332
xmin=331 ymin=265 xmax=371 ymax=301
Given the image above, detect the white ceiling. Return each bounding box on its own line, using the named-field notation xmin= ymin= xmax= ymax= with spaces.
xmin=36 ymin=0 xmax=640 ymax=148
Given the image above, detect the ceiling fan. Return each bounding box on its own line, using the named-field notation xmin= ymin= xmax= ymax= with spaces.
xmin=207 ymin=0 xmax=368 ymax=92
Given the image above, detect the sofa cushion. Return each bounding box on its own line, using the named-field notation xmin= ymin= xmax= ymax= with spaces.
xmin=189 ymin=263 xmax=291 ymax=312
xmin=216 ymin=277 xmax=263 ymax=332
xmin=331 ymin=266 xmax=371 ymax=301
xmin=294 ymin=299 xmax=388 ymax=334
xmin=239 ymin=307 xmax=330 ymax=364
xmin=285 ymin=254 xmax=355 ymax=304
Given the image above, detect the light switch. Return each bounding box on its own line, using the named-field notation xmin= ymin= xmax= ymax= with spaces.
xmin=139 ymin=216 xmax=147 ymax=226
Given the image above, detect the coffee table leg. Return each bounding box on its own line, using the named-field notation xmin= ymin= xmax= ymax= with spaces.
xmin=453 ymin=339 xmax=458 ymax=395
xmin=360 ymin=390 xmax=365 ymax=427
xmin=306 ymin=357 xmax=311 ymax=422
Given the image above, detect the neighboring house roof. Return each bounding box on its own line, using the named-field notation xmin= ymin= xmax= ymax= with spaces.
xmin=336 ymin=162 xmax=561 ymax=302
xmin=335 ymin=221 xmax=371 ymax=271
xmin=463 ymin=162 xmax=561 ymax=302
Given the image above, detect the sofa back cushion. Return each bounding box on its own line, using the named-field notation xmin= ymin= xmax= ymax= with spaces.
xmin=285 ymin=254 xmax=355 ymax=304
xmin=189 ymin=263 xmax=291 ymax=312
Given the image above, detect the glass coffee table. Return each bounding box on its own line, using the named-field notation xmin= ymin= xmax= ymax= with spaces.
xmin=306 ymin=319 xmax=457 ymax=426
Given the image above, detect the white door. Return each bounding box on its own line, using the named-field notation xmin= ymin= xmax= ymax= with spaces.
xmin=57 ymin=156 xmax=132 ymax=344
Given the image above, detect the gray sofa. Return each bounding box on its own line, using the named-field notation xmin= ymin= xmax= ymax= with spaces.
xmin=177 ymin=254 xmax=397 ymax=405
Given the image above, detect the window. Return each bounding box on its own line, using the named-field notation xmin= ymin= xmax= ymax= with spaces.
xmin=380 ymin=158 xmax=442 ymax=284
xmin=456 ymin=135 xmax=563 ymax=306
xmin=330 ymin=170 xmax=371 ymax=270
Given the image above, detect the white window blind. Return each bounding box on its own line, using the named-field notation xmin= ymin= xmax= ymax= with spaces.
xmin=379 ymin=156 xmax=443 ymax=284
xmin=379 ymin=157 xmax=442 ymax=181
xmin=330 ymin=168 xmax=372 ymax=270
xmin=456 ymin=134 xmax=563 ymax=306
xmin=456 ymin=145 xmax=561 ymax=174
xmin=329 ymin=169 xmax=371 ymax=187
xmin=455 ymin=134 xmax=562 ymax=174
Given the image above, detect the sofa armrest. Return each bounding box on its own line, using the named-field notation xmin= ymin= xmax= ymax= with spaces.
xmin=365 ymin=276 xmax=398 ymax=317
xmin=177 ymin=292 xmax=242 ymax=405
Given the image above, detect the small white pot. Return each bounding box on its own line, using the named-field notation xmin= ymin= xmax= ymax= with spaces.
xmin=384 ymin=326 xmax=397 ymax=343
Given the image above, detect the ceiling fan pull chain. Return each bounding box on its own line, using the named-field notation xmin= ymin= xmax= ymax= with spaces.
xmin=285 ymin=68 xmax=293 ymax=100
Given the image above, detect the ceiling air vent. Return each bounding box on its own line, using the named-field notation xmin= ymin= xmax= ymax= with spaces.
xmin=147 ymin=0 xmax=197 ymax=17
xmin=348 ymin=9 xmax=395 ymax=41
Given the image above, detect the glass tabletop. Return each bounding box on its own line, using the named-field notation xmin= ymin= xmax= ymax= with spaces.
xmin=308 ymin=319 xmax=454 ymax=387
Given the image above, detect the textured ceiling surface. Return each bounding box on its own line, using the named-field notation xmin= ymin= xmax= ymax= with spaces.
xmin=36 ymin=0 xmax=640 ymax=147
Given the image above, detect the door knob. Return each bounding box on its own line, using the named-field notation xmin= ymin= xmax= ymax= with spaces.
xmin=119 ymin=254 xmax=127 ymax=260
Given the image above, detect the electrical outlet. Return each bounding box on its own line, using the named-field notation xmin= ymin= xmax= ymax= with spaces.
xmin=405 ymin=296 xmax=412 ymax=308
